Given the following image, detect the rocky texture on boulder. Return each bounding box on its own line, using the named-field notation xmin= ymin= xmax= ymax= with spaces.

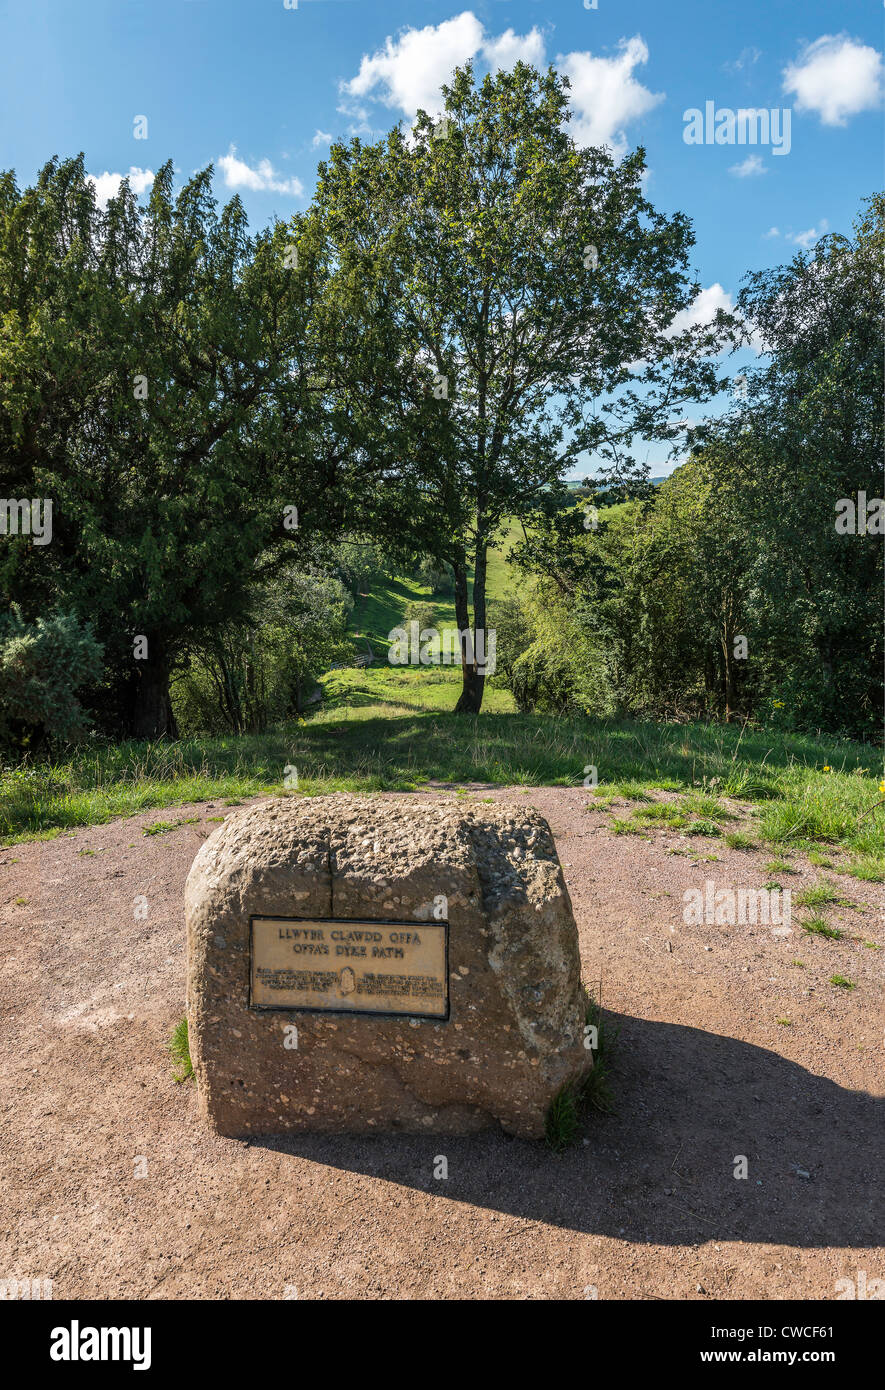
xmin=185 ymin=795 xmax=590 ymax=1138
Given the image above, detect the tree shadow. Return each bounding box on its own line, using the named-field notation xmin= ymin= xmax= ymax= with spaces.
xmin=252 ymin=1013 xmax=884 ymax=1248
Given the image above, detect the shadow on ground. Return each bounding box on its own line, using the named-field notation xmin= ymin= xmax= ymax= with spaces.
xmin=253 ymin=1013 xmax=884 ymax=1249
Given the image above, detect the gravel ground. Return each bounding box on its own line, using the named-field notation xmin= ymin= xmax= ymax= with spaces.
xmin=1 ymin=787 xmax=882 ymax=1301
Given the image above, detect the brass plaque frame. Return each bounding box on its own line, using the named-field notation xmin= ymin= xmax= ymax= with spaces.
xmin=248 ymin=916 xmax=450 ymax=1021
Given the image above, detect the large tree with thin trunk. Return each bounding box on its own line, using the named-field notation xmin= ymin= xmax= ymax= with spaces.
xmin=311 ymin=62 xmax=732 ymax=712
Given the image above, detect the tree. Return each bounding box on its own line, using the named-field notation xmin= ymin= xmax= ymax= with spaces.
xmin=311 ymin=61 xmax=732 ymax=711
xmin=696 ymin=196 xmax=884 ymax=735
xmin=174 ymin=565 xmax=353 ymax=733
xmin=0 ymin=157 xmax=383 ymax=737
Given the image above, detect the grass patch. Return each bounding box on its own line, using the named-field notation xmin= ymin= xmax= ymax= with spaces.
xmin=801 ymin=916 xmax=844 ymax=940
xmin=610 ymin=819 xmax=649 ymax=837
xmin=680 ymin=793 xmax=736 ymax=821
xmin=143 ymin=816 xmax=199 ymax=836
xmin=166 ymin=1017 xmax=193 ymax=1083
xmin=631 ymin=802 xmax=687 ymax=826
xmin=846 ymin=856 xmax=884 ymax=883
xmin=828 ymin=975 xmax=855 ymax=990
xmin=0 ymin=701 xmax=880 ymax=847
xmin=765 ymin=858 xmax=796 ymax=875
xmin=545 ymin=992 xmax=617 ymax=1151
xmin=795 ymin=881 xmax=844 ymax=908
xmin=724 ymin=831 xmax=757 ymax=850
xmin=684 ymin=819 xmax=721 ymax=837
xmin=807 ymin=850 xmax=835 ymax=868
xmin=545 ymin=1083 xmax=582 ymax=1152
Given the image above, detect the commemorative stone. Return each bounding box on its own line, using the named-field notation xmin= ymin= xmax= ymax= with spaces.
xmin=185 ymin=795 xmax=590 ymax=1139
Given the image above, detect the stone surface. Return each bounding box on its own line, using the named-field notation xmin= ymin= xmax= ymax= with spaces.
xmin=185 ymin=795 xmax=590 ymax=1139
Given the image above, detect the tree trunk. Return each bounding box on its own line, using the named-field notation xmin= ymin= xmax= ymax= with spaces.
xmin=132 ymin=640 xmax=178 ymax=739
xmin=454 ymin=542 xmax=487 ymax=714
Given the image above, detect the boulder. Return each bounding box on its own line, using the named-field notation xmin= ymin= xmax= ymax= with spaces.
xmin=185 ymin=795 xmax=590 ymax=1139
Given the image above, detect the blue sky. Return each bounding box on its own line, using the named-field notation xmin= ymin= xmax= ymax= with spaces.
xmin=1 ymin=0 xmax=881 ymax=473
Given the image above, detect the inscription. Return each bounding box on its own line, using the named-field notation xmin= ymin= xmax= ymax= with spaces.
xmin=250 ymin=918 xmax=449 ymax=1019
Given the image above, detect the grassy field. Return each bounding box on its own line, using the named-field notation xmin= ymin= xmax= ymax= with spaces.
xmin=1 ymin=668 xmax=881 ymax=878
xmin=351 ymin=520 xmax=523 ymax=655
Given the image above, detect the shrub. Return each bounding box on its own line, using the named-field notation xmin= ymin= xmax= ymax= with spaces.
xmin=0 ymin=607 xmax=103 ymax=748
xmin=402 ymin=601 xmax=437 ymax=634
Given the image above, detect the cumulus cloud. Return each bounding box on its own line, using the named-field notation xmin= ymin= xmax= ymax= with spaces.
xmin=730 ymin=154 xmax=766 ymax=177
xmin=88 ymin=166 xmax=154 ymax=206
xmin=787 ymin=219 xmax=829 ymax=249
xmin=341 ymin=11 xmax=484 ymax=119
xmin=555 ymin=36 xmax=664 ymax=157
xmin=666 ymin=283 xmax=734 ymax=337
xmin=783 ymin=34 xmax=883 ymax=125
xmin=217 ymin=146 xmax=303 ymax=196
xmin=312 ymin=130 xmax=333 ymax=148
xmin=340 ymin=14 xmax=661 ymax=157
xmin=483 ymin=26 xmax=545 ymax=72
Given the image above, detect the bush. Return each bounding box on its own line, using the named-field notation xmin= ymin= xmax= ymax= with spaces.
xmin=486 ymin=597 xmax=534 ymax=685
xmin=416 ymin=556 xmax=455 ymax=595
xmin=172 ymin=570 xmax=353 ymax=734
xmin=502 ymin=588 xmax=616 ymax=716
xmin=402 ymin=601 xmax=437 ymax=634
xmin=0 ymin=607 xmax=103 ymax=747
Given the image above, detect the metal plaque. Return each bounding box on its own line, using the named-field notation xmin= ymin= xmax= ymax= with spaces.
xmin=249 ymin=917 xmax=449 ymax=1019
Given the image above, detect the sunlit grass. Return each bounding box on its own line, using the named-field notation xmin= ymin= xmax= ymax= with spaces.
xmin=1 ymin=673 xmax=881 ymax=850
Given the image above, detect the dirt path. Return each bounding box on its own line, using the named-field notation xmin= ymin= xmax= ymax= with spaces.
xmin=1 ymin=788 xmax=882 ymax=1300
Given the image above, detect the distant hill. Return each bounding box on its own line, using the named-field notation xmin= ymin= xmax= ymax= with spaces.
xmin=565 ymin=476 xmax=669 ymax=489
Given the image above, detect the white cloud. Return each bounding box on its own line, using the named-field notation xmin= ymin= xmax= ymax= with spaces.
xmin=730 ymin=154 xmax=766 ymax=177
xmin=725 ymin=46 xmax=762 ymax=74
xmin=217 ymin=146 xmax=303 ymax=196
xmin=763 ymin=226 xmax=780 ymax=238
xmin=556 ymin=36 xmax=664 ymax=157
xmin=312 ymin=130 xmax=333 ymax=148
xmin=340 ymin=15 xmax=662 ymax=157
xmin=88 ymin=166 xmax=154 ymax=206
xmin=341 ymin=12 xmax=484 ymax=119
xmin=483 ymin=26 xmax=545 ymax=73
xmin=666 ymin=283 xmax=734 ymax=336
xmin=783 ymin=34 xmax=884 ymax=126
xmin=787 ymin=219 xmax=829 ymax=249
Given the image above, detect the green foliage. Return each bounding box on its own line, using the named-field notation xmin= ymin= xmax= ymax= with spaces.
xmin=0 ymin=607 xmax=102 ymax=747
xmin=509 ymin=197 xmax=883 ymax=740
xmin=0 ymin=156 xmax=391 ymax=737
xmin=545 ymin=992 xmax=617 ymax=1150
xmin=802 ymin=917 xmax=843 ymax=940
xmin=416 ymin=556 xmax=455 ymax=596
xmin=401 ymin=601 xmax=437 ymax=636
xmin=1 ymin=699 xmax=879 ymax=849
xmin=508 ymin=583 xmax=617 ymax=717
xmin=166 ymin=1017 xmax=194 ymax=1083
xmin=312 ymin=61 xmax=729 ymax=711
xmin=173 ymin=568 xmax=353 ymax=734
xmin=846 ymin=856 xmax=884 ymax=883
